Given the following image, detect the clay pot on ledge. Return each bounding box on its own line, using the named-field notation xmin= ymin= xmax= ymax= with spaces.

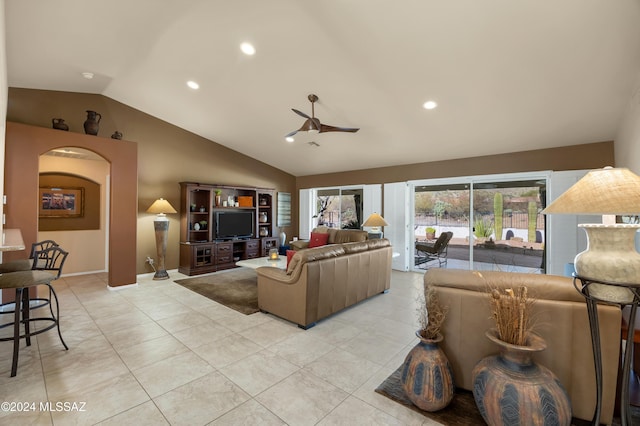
xmin=84 ymin=110 xmax=102 ymax=135
xmin=52 ymin=118 xmax=69 ymax=131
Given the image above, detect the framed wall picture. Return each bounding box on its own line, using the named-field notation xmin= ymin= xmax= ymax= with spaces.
xmin=39 ymin=187 xmax=84 ymax=218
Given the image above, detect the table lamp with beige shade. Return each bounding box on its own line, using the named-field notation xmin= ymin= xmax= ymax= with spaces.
xmin=363 ymin=212 xmax=389 ymax=238
xmin=542 ymin=166 xmax=640 ymax=301
xmin=147 ymin=198 xmax=177 ymax=280
xmin=542 ymin=166 xmax=640 ymax=425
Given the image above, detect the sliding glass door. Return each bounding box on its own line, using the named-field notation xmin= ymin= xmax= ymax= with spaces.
xmin=412 ymin=172 xmax=547 ymax=273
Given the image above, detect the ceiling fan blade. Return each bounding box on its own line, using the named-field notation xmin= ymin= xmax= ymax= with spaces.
xmin=285 ymin=129 xmax=299 ymax=138
xmin=319 ymin=123 xmax=360 ymax=133
xmin=292 ymin=108 xmax=311 ymax=119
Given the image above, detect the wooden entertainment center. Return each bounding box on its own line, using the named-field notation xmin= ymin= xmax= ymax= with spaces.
xmin=178 ymin=182 xmax=278 ymax=275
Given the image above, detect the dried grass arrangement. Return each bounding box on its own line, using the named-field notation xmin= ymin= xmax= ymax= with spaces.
xmin=417 ymin=286 xmax=448 ymax=340
xmin=489 ymin=286 xmax=535 ymax=346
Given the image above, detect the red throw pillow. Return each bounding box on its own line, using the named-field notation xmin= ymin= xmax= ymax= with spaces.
xmin=308 ymin=232 xmax=329 ymax=248
xmin=286 ymin=250 xmax=296 ymax=268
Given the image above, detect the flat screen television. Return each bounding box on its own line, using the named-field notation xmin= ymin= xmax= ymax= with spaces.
xmin=215 ymin=210 xmax=254 ymax=240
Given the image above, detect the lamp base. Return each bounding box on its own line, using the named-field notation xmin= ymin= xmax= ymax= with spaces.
xmin=153 ymin=269 xmax=170 ymax=280
xmin=575 ymin=224 xmax=640 ymax=303
xmin=153 ymin=219 xmax=170 ymax=281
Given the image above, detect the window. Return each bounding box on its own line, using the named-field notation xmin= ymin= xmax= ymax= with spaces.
xmin=315 ymin=188 xmax=363 ymax=229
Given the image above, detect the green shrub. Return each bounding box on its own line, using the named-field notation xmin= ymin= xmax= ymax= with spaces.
xmin=474 ymin=217 xmax=494 ymax=238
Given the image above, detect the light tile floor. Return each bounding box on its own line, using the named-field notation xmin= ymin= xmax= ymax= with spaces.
xmin=0 ymin=269 xmax=445 ymax=425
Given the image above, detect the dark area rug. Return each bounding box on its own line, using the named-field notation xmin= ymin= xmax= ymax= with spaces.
xmin=375 ymin=366 xmax=484 ymax=425
xmin=376 ymin=366 xmax=640 ymax=426
xmin=174 ymin=268 xmax=259 ymax=315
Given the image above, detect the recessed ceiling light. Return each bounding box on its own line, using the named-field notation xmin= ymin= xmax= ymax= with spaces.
xmin=423 ymin=100 xmax=437 ymax=110
xmin=240 ymin=42 xmax=256 ymax=56
xmin=187 ymin=80 xmax=200 ymax=90
xmin=81 ymin=72 xmax=94 ymax=80
xmin=285 ymin=136 xmax=295 ymax=143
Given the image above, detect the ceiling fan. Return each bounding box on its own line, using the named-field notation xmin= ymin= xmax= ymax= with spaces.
xmin=285 ymin=94 xmax=359 ymax=138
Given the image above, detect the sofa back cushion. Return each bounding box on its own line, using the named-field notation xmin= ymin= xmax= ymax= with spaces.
xmin=330 ymin=229 xmax=368 ymax=244
xmin=311 ymin=227 xmax=368 ymax=244
xmin=341 ymin=241 xmax=370 ymax=254
xmin=424 ymin=268 xmax=584 ymax=303
xmin=366 ymin=238 xmax=391 ymax=250
xmin=286 ymin=244 xmax=346 ymax=275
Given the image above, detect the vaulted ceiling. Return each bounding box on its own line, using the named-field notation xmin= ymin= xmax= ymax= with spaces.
xmin=6 ymin=1 xmax=640 ymax=176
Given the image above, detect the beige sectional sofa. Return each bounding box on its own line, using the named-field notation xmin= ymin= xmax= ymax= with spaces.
xmin=289 ymin=226 xmax=369 ymax=250
xmin=424 ymin=268 xmax=622 ymax=424
xmin=256 ymin=238 xmax=392 ymax=329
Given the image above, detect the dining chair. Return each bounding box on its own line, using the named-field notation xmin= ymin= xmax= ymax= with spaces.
xmin=0 ymin=240 xmax=59 ymax=273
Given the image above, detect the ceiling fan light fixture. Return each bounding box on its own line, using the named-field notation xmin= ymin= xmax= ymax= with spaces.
xmin=187 ymin=80 xmax=200 ymax=90
xmin=285 ymin=136 xmax=294 ymax=143
xmin=300 ymin=118 xmax=320 ymax=133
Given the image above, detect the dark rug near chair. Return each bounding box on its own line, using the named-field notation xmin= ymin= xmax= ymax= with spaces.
xmin=375 ymin=366 xmax=484 ymax=425
xmin=376 ymin=366 xmax=639 ymax=426
xmin=174 ymin=268 xmax=259 ymax=315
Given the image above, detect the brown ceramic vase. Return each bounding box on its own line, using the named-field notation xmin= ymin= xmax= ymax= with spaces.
xmin=472 ymin=329 xmax=571 ymax=426
xmin=400 ymin=331 xmax=454 ymax=412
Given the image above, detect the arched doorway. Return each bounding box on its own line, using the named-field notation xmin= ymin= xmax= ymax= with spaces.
xmin=39 ymin=148 xmax=110 ymax=275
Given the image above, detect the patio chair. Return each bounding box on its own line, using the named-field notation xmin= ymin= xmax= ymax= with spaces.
xmin=415 ymin=231 xmax=454 ymax=269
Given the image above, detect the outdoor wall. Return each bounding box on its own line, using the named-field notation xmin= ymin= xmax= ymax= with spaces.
xmin=7 ymin=88 xmax=297 ymax=275
xmin=296 ymin=141 xmax=614 ymax=190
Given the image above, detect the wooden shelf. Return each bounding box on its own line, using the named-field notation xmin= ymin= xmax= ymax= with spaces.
xmin=179 ymin=182 xmax=275 ymax=275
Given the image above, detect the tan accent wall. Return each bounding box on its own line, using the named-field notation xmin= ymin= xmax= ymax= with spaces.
xmin=296 ymin=141 xmax=615 ymax=189
xmin=5 ymin=122 xmax=137 ymax=287
xmin=7 ymin=88 xmax=297 ymax=275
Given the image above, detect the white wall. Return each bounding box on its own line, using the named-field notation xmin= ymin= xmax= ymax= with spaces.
xmin=0 ymin=1 xmax=7 ymax=239
xmin=39 ymin=155 xmax=109 ymax=274
xmin=615 ymin=72 xmax=640 ymax=174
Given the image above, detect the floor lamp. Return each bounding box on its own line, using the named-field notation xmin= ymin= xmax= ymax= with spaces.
xmin=542 ymin=166 xmax=640 ymax=425
xmin=146 ymin=198 xmax=177 ymax=280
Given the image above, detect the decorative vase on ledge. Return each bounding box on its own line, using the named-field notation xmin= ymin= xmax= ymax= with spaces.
xmin=84 ymin=110 xmax=102 ymax=135
xmin=52 ymin=118 xmax=69 ymax=131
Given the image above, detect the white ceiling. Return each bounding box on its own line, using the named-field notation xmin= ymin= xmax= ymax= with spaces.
xmin=6 ymin=0 xmax=640 ymax=177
